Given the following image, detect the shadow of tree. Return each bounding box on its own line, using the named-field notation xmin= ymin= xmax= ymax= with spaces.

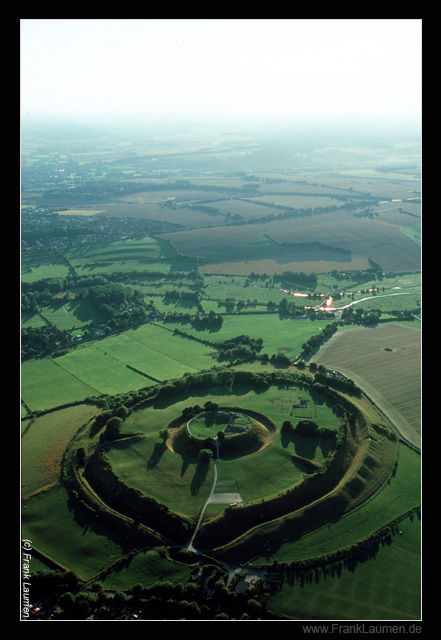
xmin=181 ymin=458 xmax=190 ymax=477
xmin=147 ymin=441 xmax=167 ymax=470
xmin=190 ymin=460 xmax=210 ymax=496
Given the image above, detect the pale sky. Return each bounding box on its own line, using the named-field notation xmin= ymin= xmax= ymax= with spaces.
xmin=20 ymin=18 xmax=422 ymax=126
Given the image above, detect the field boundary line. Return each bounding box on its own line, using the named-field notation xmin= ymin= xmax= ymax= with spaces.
xmin=122 ymin=329 xmax=203 ymax=373
xmin=50 ymin=358 xmax=105 ymax=395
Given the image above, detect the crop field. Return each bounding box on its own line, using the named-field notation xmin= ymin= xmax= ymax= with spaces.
xmin=202 ymin=254 xmax=370 ymax=277
xmin=21 ymin=404 xmax=100 ymax=497
xmin=64 ymin=236 xmax=176 ymax=266
xmin=96 ymin=201 xmax=227 ymax=228
xmin=202 ymin=198 xmax=284 ymax=220
xmin=75 ymin=256 xmax=198 ymax=278
xmin=160 ymin=209 xmax=420 ymax=274
xmin=249 ymin=193 xmax=348 ymax=209
xmin=312 ymin=323 xmax=421 ymax=448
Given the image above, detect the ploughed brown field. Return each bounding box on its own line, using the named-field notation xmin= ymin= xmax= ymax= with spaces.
xmin=312 ymin=323 xmax=421 ymax=448
xmin=158 ymin=209 xmax=421 ymax=274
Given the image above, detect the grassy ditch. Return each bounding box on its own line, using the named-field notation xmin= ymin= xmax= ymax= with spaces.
xmin=199 ymin=414 xmax=398 ymax=564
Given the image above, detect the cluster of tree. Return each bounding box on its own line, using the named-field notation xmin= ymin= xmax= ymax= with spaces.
xmin=102 ymin=416 xmax=124 ymax=440
xmin=191 ymin=310 xmax=223 ymax=328
xmin=281 ymin=420 xmax=336 ymax=439
xmin=181 ymin=203 xmax=224 ymax=217
xmin=163 ymin=289 xmax=201 ymax=303
xmin=265 ymin=297 xmax=305 ymax=318
xmin=39 ymin=179 xmax=163 ymax=204
xmin=180 ymin=400 xmax=220 ymax=424
xmin=235 ymin=198 xmax=366 ymax=226
xmin=199 ymin=448 xmax=213 ymax=462
xmin=301 ymin=322 xmax=339 ymax=355
xmin=354 ymin=207 xmax=377 ymax=219
xmin=274 ymin=271 xmax=318 ymax=288
xmin=88 ymin=405 xmax=130 ymax=440
xmin=340 ymin=307 xmax=382 ymax=326
xmin=86 ymin=282 xmax=128 ymax=308
xmin=122 ymin=576 xmax=266 ymax=621
xmin=28 ymin=566 xmax=268 ymax=620
xmin=313 ymin=372 xmax=361 ymax=398
xmin=267 ymin=352 xmax=292 ymax=365
xmin=181 ymin=404 xmax=204 ymax=421
xmin=218 ymin=335 xmax=263 ymax=360
xmin=21 ymin=325 xmax=72 ymax=361
xmin=83 ymin=282 xmax=148 ymax=326
xmin=21 ymin=282 xmax=66 ymax=313
xmin=22 ymin=275 xmax=150 ymax=332
xmin=108 ymin=267 xmax=202 ymax=285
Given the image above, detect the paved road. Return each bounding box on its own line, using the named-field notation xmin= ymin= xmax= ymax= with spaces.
xmin=186 ymin=447 xmax=219 ymax=551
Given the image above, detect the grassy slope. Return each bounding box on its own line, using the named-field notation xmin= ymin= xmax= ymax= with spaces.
xmin=268 ymin=515 xmax=421 ymax=620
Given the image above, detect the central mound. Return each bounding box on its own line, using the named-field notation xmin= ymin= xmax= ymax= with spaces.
xmin=187 ymin=410 xmax=253 ymax=439
xmin=170 ymin=407 xmax=276 ymax=460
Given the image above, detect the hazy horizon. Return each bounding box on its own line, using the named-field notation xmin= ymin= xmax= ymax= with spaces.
xmin=20 ymin=19 xmax=421 ymax=131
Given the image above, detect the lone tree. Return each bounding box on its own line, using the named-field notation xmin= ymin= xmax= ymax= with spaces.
xmin=204 ymin=400 xmax=219 ymax=412
xmin=104 ymin=416 xmax=123 ymax=440
xmin=199 ymin=449 xmax=213 ymax=463
xmin=159 ymin=428 xmax=170 ymax=441
xmin=116 ymin=404 xmax=129 ymax=418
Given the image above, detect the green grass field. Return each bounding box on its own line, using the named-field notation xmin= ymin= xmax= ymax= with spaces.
xmin=21 ymin=312 xmax=336 ymax=412
xmin=260 ymin=440 xmax=421 ymax=621
xmin=267 ymin=514 xmax=420 ymax=620
xmin=39 ymin=299 xmax=106 ymax=331
xmin=109 ymin=382 xmax=338 ymax=516
xmin=21 ymin=358 xmax=102 ymax=411
xmin=107 ymin=435 xmax=215 ymax=516
xmin=258 ymin=442 xmax=420 ymax=565
xmin=59 ymin=324 xmax=217 ymax=385
xmin=100 ymin=549 xmax=192 ymax=590
xmin=204 ymin=276 xmax=308 ymax=305
xmin=22 ymin=485 xmax=131 ymax=580
xmin=21 ymin=323 xmax=219 ymax=410
xmin=21 ymin=261 xmax=71 ymax=283
xmin=164 ymin=314 xmax=334 ymax=358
